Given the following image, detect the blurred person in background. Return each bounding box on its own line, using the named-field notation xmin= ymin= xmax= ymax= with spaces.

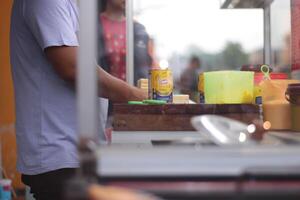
xmin=98 ymin=0 xmax=153 ymax=134
xmin=98 ymin=0 xmax=153 ymax=84
xmin=178 ymin=56 xmax=203 ymax=102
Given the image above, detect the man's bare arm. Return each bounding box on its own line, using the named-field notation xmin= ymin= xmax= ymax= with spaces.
xmin=45 ymin=46 xmax=147 ymax=102
xmin=96 ymin=66 xmax=147 ymax=101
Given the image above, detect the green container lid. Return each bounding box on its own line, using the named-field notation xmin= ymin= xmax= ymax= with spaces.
xmin=143 ymin=100 xmax=167 ymax=105
xmin=128 ymin=101 xmax=145 ymax=105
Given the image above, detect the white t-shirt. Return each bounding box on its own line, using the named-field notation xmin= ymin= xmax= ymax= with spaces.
xmin=10 ymin=0 xmax=107 ymax=175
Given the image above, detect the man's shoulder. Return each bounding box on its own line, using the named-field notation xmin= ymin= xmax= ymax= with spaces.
xmin=25 ymin=0 xmax=68 ymax=10
xmin=23 ymin=0 xmax=73 ymax=22
xmin=28 ymin=0 xmax=68 ymax=4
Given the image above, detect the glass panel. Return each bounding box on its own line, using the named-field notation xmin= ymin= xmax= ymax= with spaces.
xmin=134 ymin=0 xmax=263 ymax=102
xmin=95 ymin=0 xmax=299 ymax=147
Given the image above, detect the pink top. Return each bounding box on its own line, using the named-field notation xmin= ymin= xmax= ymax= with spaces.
xmin=100 ymin=14 xmax=127 ymax=81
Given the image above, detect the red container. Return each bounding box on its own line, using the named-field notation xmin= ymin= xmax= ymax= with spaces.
xmin=254 ymin=73 xmax=288 ymax=84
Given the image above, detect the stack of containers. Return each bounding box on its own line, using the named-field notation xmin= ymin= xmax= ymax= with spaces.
xmin=250 ymin=65 xmax=299 ymax=130
xmin=261 ymin=79 xmax=299 ymax=130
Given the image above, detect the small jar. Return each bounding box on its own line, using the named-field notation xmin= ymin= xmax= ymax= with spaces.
xmin=286 ymin=83 xmax=300 ymax=132
xmin=0 ymin=179 xmax=12 ymax=200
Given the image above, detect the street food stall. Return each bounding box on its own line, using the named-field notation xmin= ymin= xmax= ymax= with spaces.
xmin=2 ymin=0 xmax=300 ymax=199
xmin=0 ymin=0 xmax=300 ymax=200
xmin=74 ymin=0 xmax=300 ymax=199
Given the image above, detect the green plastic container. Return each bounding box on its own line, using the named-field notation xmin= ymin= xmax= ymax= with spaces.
xmin=204 ymin=71 xmax=254 ymax=104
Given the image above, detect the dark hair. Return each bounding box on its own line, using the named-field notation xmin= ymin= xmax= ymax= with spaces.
xmin=190 ymin=55 xmax=201 ymax=65
xmin=98 ymin=0 xmax=108 ymax=13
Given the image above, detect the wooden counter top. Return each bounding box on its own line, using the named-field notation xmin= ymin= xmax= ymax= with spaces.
xmin=114 ymin=104 xmax=259 ymax=115
xmin=113 ymin=104 xmax=260 ymax=132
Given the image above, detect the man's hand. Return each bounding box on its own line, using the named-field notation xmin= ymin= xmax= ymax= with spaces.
xmin=45 ymin=46 xmax=147 ymax=102
xmin=97 ymin=66 xmax=148 ymax=102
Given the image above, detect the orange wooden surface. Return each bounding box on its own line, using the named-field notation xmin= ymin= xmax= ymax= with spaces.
xmin=0 ymin=0 xmax=24 ymax=190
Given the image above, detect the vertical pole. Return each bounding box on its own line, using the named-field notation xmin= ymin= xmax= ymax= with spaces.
xmin=66 ymin=2 xmax=101 ymax=199
xmin=291 ymin=0 xmax=300 ymax=79
xmin=264 ymin=4 xmax=272 ymax=65
xmin=78 ymin=0 xmax=100 ymax=142
xmin=126 ymin=0 xmax=135 ymax=85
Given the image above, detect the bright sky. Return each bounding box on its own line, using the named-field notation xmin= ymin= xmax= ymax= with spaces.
xmin=134 ymin=0 xmax=264 ymax=58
